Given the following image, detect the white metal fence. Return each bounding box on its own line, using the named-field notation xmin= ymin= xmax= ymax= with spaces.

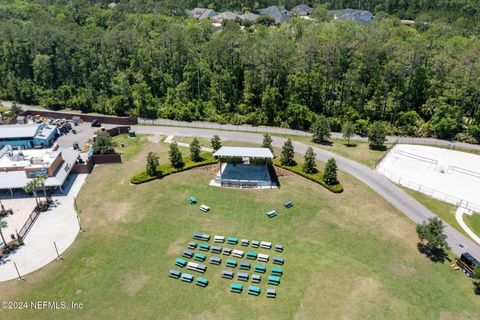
xmin=376 ymin=166 xmax=480 ymax=213
xmin=138 ymin=118 xmax=311 ymax=136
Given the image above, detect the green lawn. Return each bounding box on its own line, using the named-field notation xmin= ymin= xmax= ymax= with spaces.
xmin=404 ymin=188 xmax=480 ymax=241
xmin=464 ymin=214 xmax=480 ymax=238
xmin=1 ymin=138 xmax=479 ymax=319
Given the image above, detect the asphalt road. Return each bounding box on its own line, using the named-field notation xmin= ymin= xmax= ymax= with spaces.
xmin=132 ymin=124 xmax=480 ymax=258
xmin=3 ymin=101 xmax=479 ymax=257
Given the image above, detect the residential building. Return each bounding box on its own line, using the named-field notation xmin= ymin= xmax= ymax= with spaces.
xmin=258 ymin=6 xmax=290 ymax=23
xmin=328 ymin=9 xmax=374 ymax=24
xmin=186 ymin=8 xmax=218 ymax=19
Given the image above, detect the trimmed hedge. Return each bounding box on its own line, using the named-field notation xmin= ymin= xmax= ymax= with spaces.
xmin=274 ymin=160 xmax=343 ymax=193
xmin=131 ymin=152 xmax=218 ymax=184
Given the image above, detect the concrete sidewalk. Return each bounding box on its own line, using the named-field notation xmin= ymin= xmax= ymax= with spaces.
xmin=0 ymin=174 xmax=87 ymax=282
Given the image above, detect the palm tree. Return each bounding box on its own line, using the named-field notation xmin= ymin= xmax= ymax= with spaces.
xmin=24 ymin=179 xmax=41 ymax=208
xmin=0 ymin=219 xmax=8 ymax=249
xmin=36 ymin=174 xmax=48 ymax=200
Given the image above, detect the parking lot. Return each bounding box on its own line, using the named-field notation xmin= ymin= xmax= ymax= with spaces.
xmin=55 ymin=121 xmax=115 ymax=150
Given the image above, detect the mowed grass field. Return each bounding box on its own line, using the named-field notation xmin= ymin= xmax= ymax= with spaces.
xmin=0 ymin=135 xmax=480 ymax=319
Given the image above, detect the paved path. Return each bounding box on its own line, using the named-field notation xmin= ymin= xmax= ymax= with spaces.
xmin=0 ymin=174 xmax=87 ymax=282
xmin=4 ymin=101 xmax=480 ymax=256
xmin=164 ymin=135 xmax=213 ymax=152
xmin=132 ymin=125 xmax=480 ymax=258
xmin=3 ymin=100 xmax=480 ymax=151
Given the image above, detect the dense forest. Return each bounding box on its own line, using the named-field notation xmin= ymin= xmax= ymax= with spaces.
xmin=1 ymin=0 xmax=480 ymax=142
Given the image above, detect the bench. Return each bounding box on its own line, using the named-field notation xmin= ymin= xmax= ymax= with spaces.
xmin=248 ymin=285 xmax=261 ymax=296
xmin=252 ymin=274 xmax=261 ymax=283
xmin=209 ymin=256 xmax=222 ymax=265
xmin=232 ymin=249 xmax=244 ymax=258
xmin=258 ymin=253 xmax=269 ymax=262
xmin=275 ymin=244 xmax=283 ymax=252
xmin=251 ymin=240 xmax=260 ymax=248
xmin=222 ymin=248 xmax=232 ymax=256
xmin=268 ymin=275 xmax=280 ymax=286
xmin=273 ymin=256 xmax=284 ymax=265
xmin=193 ymin=233 xmax=210 ymax=242
xmin=199 ymin=205 xmax=210 ymax=212
xmin=226 ymin=259 xmax=237 ymax=268
xmin=181 ymin=273 xmax=194 ymax=283
xmin=222 ymin=270 xmax=234 ymax=279
xmin=246 ymin=252 xmax=257 ymax=260
xmin=199 ymin=244 xmax=210 ymax=252
xmin=175 ymin=258 xmax=187 ymax=268
xmin=266 ymin=210 xmax=277 ymax=218
xmin=187 ymin=262 xmax=207 ymax=273
xmin=271 ymin=267 xmax=283 ymax=276
xmin=260 ymin=241 xmax=272 ymax=249
xmin=182 ymin=249 xmax=194 ymax=259
xmin=194 ymin=253 xmax=207 ymax=262
xmin=187 ymin=242 xmax=197 ymax=250
xmin=254 ymin=265 xmax=266 ymax=273
xmin=240 ymin=262 xmax=251 ymax=270
xmin=237 ymin=272 xmax=249 ymax=282
xmin=214 ymin=235 xmax=225 ymax=243
xmin=188 ymin=196 xmax=197 ymax=204
xmin=211 ymin=246 xmax=222 ymax=254
xmin=240 ymin=239 xmax=249 ymax=246
xmin=283 ymin=200 xmax=293 ymax=208
xmin=169 ymin=269 xmax=181 ymax=279
xmin=196 ymin=277 xmax=209 ymax=288
xmin=227 ymin=237 xmax=238 ymax=245
xmin=266 ymin=288 xmax=277 ymax=298
xmin=230 ymin=283 xmax=243 ymax=293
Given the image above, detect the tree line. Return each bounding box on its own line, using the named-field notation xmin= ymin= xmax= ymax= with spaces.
xmin=1 ymin=1 xmax=480 ymax=142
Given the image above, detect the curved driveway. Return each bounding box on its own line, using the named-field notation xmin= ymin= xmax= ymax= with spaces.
xmin=132 ymin=125 xmax=480 ymax=258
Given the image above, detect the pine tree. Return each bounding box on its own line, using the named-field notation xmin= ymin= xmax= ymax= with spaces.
xmin=303 ymin=146 xmax=317 ymax=173
xmin=323 ymin=158 xmax=338 ymax=185
xmin=190 ymin=138 xmax=202 ymax=162
xmin=262 ymin=132 xmax=273 ymax=154
xmin=311 ymin=115 xmax=331 ymax=143
xmin=169 ymin=142 xmax=184 ymax=169
xmin=280 ymin=139 xmax=295 ymax=166
xmin=146 ymin=152 xmax=159 ymax=176
xmin=211 ymin=135 xmax=222 ymax=151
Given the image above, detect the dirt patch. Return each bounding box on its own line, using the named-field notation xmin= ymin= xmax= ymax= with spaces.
xmin=147 ymin=135 xmax=162 ymax=143
xmin=105 ymin=202 xmax=134 ymax=222
xmin=193 ymin=164 xmax=218 ymax=175
xmin=391 ymin=263 xmax=415 ymax=277
xmin=167 ymin=237 xmax=187 ymax=255
xmin=273 ymin=165 xmax=295 ymax=177
xmin=123 ymin=273 xmax=151 ymax=296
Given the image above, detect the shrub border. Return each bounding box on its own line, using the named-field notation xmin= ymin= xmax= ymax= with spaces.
xmin=274 ymin=160 xmax=343 ymax=193
xmin=130 ymin=153 xmax=218 ymax=184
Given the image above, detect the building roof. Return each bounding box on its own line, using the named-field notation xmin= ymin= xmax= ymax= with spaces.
xmin=211 ymin=11 xmax=240 ymax=22
xmin=0 ymin=148 xmax=80 ymax=190
xmin=0 ymin=124 xmax=40 ymax=139
xmin=186 ymin=8 xmax=218 ymax=19
xmin=34 ymin=125 xmax=56 ymax=140
xmin=258 ymin=6 xmax=290 ymax=23
xmin=239 ymin=12 xmax=259 ymax=22
xmin=291 ymin=4 xmax=313 ymax=15
xmin=213 ymin=147 xmax=273 ymax=159
xmin=328 ymin=9 xmax=374 ymax=24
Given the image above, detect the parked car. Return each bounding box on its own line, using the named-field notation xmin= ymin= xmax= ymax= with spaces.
xmin=91 ymin=119 xmax=101 ymax=127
